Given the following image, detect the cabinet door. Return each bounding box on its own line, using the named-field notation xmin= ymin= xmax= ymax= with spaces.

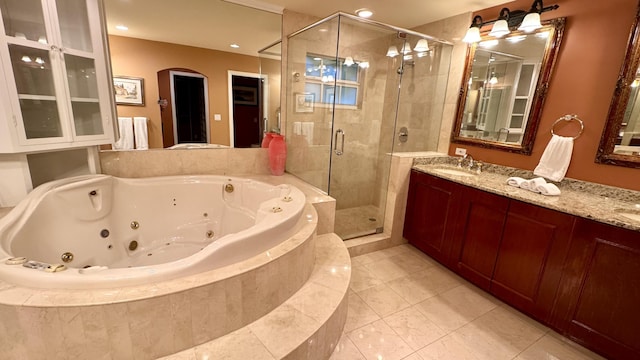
xmin=0 ymin=0 xmax=113 ymax=152
xmin=53 ymin=0 xmax=111 ymax=140
xmin=451 ymin=188 xmax=509 ymax=290
xmin=0 ymin=0 xmax=68 ymax=145
xmin=552 ymin=218 xmax=640 ymax=359
xmin=403 ymin=171 xmax=460 ymax=266
xmin=490 ymin=200 xmax=574 ymax=322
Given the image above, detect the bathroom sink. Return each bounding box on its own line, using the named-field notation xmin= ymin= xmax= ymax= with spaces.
xmin=614 ymin=208 xmax=640 ymax=223
xmin=431 ymin=167 xmax=477 ymax=177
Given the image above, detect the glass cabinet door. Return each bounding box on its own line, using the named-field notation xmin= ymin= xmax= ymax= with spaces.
xmin=64 ymin=53 xmax=103 ymax=136
xmin=56 ymin=0 xmax=106 ymax=137
xmin=1 ymin=0 xmax=49 ymax=44
xmin=55 ymin=0 xmax=92 ymax=52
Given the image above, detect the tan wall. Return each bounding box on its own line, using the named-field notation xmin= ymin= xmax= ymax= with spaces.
xmin=449 ymin=0 xmax=640 ymax=191
xmin=108 ymin=35 xmax=278 ymax=148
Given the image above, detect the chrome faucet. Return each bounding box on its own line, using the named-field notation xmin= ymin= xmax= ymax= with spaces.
xmin=457 ymin=154 xmax=482 ymax=173
xmin=457 ymin=154 xmax=474 ymax=169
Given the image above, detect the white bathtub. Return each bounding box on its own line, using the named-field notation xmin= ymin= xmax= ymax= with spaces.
xmin=0 ymin=174 xmax=306 ymax=289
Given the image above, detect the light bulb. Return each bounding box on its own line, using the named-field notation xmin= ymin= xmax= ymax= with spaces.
xmin=489 ymin=19 xmax=510 ymax=38
xmin=386 ymin=46 xmax=399 ymax=58
xmin=414 ymin=39 xmax=429 ymax=52
xmin=344 ymin=56 xmax=354 ymax=66
xmin=518 ymin=13 xmax=542 ymax=33
xmin=462 ymin=27 xmax=481 ymax=43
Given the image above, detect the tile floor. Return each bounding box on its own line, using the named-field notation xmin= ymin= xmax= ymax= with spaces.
xmin=334 ymin=205 xmax=383 ymax=240
xmin=331 ymin=244 xmax=606 ymax=360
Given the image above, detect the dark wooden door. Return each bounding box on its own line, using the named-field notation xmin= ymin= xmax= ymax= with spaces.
xmin=232 ymin=76 xmax=261 ymax=148
xmin=451 ymin=187 xmax=509 ymax=290
xmin=552 ymin=218 xmax=640 ymax=360
xmin=490 ymin=200 xmax=575 ymax=322
xmin=403 ymin=171 xmax=461 ymax=267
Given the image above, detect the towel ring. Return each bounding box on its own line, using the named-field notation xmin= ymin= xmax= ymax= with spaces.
xmin=551 ymin=114 xmax=584 ymax=140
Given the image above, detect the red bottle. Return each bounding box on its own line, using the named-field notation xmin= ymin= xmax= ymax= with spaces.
xmin=261 ymin=132 xmax=275 ymax=148
xmin=268 ymin=134 xmax=286 ymax=175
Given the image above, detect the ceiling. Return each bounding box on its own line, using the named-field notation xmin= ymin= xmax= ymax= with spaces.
xmin=104 ymin=0 xmax=512 ymax=56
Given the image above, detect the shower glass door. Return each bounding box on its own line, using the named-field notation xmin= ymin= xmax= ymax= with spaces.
xmin=286 ymin=14 xmax=440 ymax=240
xmin=326 ymin=17 xmax=406 ymax=239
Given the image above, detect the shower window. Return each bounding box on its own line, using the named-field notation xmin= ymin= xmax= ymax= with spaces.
xmin=304 ymin=54 xmax=361 ymax=108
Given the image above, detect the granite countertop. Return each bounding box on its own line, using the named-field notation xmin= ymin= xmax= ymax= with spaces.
xmin=412 ymin=157 xmax=640 ymax=232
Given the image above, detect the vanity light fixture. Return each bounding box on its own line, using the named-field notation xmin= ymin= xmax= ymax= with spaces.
xmin=386 ymin=46 xmax=399 ymax=58
xmin=21 ymin=55 xmax=31 ymax=63
xmin=37 ymin=36 xmax=47 ymax=44
xmin=463 ymin=0 xmax=558 ymax=43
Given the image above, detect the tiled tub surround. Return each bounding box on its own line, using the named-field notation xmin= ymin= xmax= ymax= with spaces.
xmin=413 ymin=157 xmax=640 ymax=232
xmin=161 ymin=233 xmax=351 ymax=360
xmin=0 ymin=203 xmax=318 ymax=359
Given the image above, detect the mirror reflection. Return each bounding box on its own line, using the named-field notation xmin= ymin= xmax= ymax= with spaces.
xmin=452 ymin=19 xmax=565 ymax=154
xmin=617 ymin=78 xmax=640 ymax=155
xmin=103 ymin=0 xmax=282 ymax=149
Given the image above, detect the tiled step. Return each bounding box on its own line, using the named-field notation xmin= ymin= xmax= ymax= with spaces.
xmin=160 ymin=233 xmax=351 ymax=360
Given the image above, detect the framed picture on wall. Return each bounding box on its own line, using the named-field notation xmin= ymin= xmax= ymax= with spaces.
xmin=295 ymin=93 xmax=314 ymax=113
xmin=113 ymin=76 xmax=145 ymax=106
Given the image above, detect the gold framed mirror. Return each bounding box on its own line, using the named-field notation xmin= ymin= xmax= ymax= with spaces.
xmin=596 ymin=4 xmax=640 ymax=168
xmin=451 ymin=18 xmax=565 ymax=154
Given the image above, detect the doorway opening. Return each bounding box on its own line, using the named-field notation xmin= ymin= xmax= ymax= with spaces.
xmin=228 ymin=71 xmax=268 ymax=148
xmin=157 ymin=69 xmax=209 ymax=148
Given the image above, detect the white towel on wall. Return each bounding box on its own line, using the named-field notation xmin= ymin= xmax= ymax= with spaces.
xmin=533 ymin=134 xmax=574 ymax=182
xmin=133 ymin=117 xmax=149 ymax=150
xmin=114 ymin=117 xmax=134 ymax=150
xmin=301 ymin=122 xmax=314 ymax=144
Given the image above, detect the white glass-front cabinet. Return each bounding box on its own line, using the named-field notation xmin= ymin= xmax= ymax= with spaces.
xmin=0 ymin=0 xmax=114 ymax=153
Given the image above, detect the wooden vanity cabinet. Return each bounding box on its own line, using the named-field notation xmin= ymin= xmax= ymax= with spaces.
xmin=403 ymin=170 xmax=460 ymax=266
xmin=551 ymin=218 xmax=640 ymax=359
xmin=404 ymin=169 xmax=640 ymax=359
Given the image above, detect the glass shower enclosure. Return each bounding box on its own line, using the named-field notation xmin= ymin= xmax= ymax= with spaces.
xmin=286 ymin=13 xmax=453 ymax=240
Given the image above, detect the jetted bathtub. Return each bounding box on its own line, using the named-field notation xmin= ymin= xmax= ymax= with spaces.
xmin=0 ymin=174 xmax=306 ymax=289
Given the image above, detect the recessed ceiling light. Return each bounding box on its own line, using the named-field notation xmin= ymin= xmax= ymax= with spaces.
xmin=230 ymin=44 xmax=240 ymax=48
xmin=356 ymin=9 xmax=373 ymax=18
xmin=115 ymin=25 xmax=128 ymax=31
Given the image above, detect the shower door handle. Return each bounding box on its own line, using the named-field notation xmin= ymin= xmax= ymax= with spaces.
xmin=334 ymin=129 xmax=345 ymax=155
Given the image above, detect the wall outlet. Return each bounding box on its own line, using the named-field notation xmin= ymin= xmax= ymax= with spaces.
xmin=214 ymin=114 xmax=222 ymax=121
xmin=455 ymin=148 xmax=467 ymax=156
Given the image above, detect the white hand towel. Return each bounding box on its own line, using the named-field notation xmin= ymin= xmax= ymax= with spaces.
xmin=133 ymin=117 xmax=148 ymax=150
xmin=537 ymin=183 xmax=561 ymax=196
xmin=114 ymin=117 xmax=134 ymax=150
xmin=534 ymin=134 xmax=574 ymax=182
xmin=301 ymin=122 xmax=314 ymax=144
xmin=506 ymin=177 xmax=526 ymax=187
xmin=520 ymin=177 xmax=547 ymax=193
